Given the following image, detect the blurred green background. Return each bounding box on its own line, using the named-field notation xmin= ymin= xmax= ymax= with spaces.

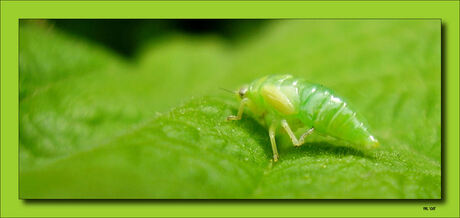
xmin=19 ymin=19 xmax=441 ymax=199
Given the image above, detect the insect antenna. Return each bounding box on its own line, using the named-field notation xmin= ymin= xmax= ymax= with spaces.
xmin=219 ymin=87 xmax=237 ymax=95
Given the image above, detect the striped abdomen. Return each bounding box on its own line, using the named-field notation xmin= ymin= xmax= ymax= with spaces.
xmin=298 ymin=84 xmax=378 ymax=149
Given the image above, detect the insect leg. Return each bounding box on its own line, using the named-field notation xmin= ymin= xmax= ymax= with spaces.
xmin=269 ymin=123 xmax=279 ymax=162
xmin=281 ymin=119 xmax=314 ymax=147
xmin=227 ymin=98 xmax=249 ymax=121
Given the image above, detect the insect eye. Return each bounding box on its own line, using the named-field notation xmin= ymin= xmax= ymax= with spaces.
xmin=239 ymin=86 xmax=248 ymax=98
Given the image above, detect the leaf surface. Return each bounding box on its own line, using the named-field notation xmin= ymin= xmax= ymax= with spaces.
xmin=19 ymin=20 xmax=441 ymax=198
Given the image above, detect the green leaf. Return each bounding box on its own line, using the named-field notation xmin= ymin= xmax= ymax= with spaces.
xmin=19 ymin=20 xmax=440 ymax=199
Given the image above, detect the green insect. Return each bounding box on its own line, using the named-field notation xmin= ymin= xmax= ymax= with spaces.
xmin=227 ymin=74 xmax=380 ymax=162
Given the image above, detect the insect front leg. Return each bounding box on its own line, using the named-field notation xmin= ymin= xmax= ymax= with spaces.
xmin=281 ymin=120 xmax=314 ymax=147
xmin=269 ymin=123 xmax=279 ymax=162
xmin=227 ymin=98 xmax=249 ymax=121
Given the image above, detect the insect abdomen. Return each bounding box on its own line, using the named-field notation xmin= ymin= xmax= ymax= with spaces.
xmin=298 ymin=84 xmax=377 ymax=149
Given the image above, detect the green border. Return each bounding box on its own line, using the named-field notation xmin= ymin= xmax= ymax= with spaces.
xmin=1 ymin=1 xmax=459 ymax=217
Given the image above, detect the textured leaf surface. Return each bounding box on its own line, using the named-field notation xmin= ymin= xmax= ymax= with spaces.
xmin=19 ymin=20 xmax=441 ymax=199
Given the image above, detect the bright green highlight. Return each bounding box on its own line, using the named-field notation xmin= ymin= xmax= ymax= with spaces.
xmin=2 ymin=1 xmax=459 ymax=218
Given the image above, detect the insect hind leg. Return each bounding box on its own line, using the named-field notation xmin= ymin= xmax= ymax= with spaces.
xmin=281 ymin=119 xmax=314 ymax=147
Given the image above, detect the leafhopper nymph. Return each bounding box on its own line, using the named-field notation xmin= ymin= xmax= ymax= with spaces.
xmin=227 ymin=74 xmax=380 ymax=162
